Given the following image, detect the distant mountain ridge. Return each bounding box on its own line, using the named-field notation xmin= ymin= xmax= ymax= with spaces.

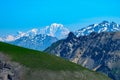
xmin=0 ymin=23 xmax=69 ymax=42
xmin=75 ymin=21 xmax=120 ymax=37
xmin=1 ymin=21 xmax=120 ymax=42
xmin=9 ymin=34 xmax=58 ymax=51
xmin=0 ymin=23 xmax=70 ymax=51
xmin=1 ymin=21 xmax=120 ymax=51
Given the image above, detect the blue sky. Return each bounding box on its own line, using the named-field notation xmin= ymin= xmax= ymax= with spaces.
xmin=0 ymin=0 xmax=120 ymax=35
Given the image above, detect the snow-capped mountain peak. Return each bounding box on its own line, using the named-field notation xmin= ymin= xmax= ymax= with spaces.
xmin=48 ymin=23 xmax=64 ymax=37
xmin=39 ymin=23 xmax=70 ymax=39
xmin=75 ymin=21 xmax=120 ymax=37
xmin=48 ymin=23 xmax=69 ymax=39
xmin=0 ymin=23 xmax=70 ymax=42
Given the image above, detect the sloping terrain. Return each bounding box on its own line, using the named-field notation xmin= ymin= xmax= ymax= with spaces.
xmin=45 ymin=31 xmax=120 ymax=80
xmin=0 ymin=42 xmax=111 ymax=80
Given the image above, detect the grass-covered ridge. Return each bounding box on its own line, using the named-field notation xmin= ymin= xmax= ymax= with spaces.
xmin=0 ymin=41 xmax=84 ymax=71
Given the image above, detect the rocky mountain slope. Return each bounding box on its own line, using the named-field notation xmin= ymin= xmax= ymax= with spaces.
xmin=45 ymin=31 xmax=120 ymax=80
xmin=0 ymin=42 xmax=111 ymax=80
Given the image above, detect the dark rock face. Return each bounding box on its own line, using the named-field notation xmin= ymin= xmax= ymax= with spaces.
xmin=45 ymin=31 xmax=120 ymax=80
xmin=0 ymin=53 xmax=27 ymax=80
xmin=0 ymin=61 xmax=14 ymax=80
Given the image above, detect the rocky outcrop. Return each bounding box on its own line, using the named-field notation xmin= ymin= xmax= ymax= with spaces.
xmin=0 ymin=53 xmax=27 ymax=80
xmin=45 ymin=31 xmax=120 ymax=80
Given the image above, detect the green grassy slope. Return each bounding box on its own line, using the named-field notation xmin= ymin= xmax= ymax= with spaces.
xmin=0 ymin=42 xmax=111 ymax=80
xmin=0 ymin=41 xmax=84 ymax=71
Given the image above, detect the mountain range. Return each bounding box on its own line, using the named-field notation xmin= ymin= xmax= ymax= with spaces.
xmin=44 ymin=21 xmax=120 ymax=80
xmin=0 ymin=21 xmax=120 ymax=51
xmin=0 ymin=23 xmax=69 ymax=51
xmin=45 ymin=31 xmax=120 ymax=80
xmin=75 ymin=21 xmax=120 ymax=37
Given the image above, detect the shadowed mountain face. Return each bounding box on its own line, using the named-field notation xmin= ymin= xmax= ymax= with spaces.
xmin=9 ymin=34 xmax=58 ymax=51
xmin=45 ymin=31 xmax=120 ymax=80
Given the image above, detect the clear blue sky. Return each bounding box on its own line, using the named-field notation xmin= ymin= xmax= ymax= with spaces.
xmin=0 ymin=0 xmax=120 ymax=35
